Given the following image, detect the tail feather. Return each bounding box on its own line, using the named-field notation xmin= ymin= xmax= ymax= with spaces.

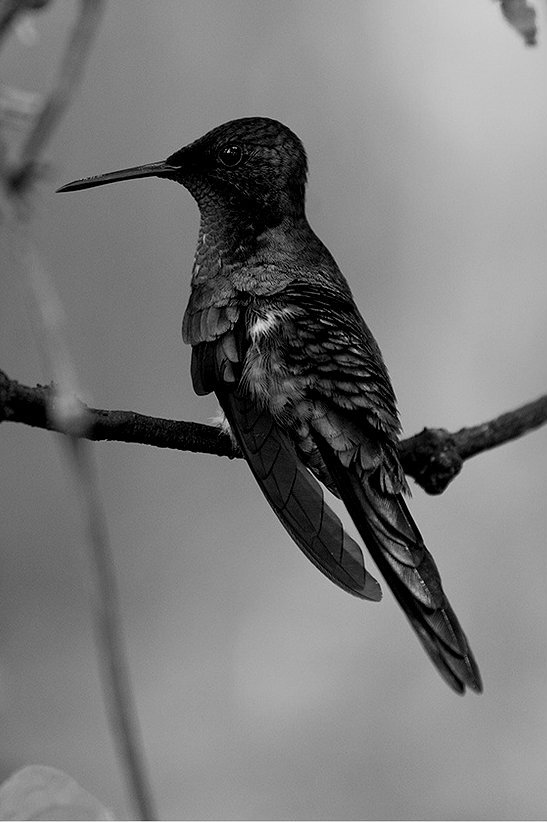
xmin=218 ymin=389 xmax=382 ymax=602
xmin=315 ymin=435 xmax=483 ymax=694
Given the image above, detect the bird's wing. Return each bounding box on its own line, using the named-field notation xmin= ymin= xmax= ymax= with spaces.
xmin=190 ymin=327 xmax=382 ymax=602
xmin=220 ymin=389 xmax=382 ymax=600
xmin=182 ymin=287 xmax=241 ymax=394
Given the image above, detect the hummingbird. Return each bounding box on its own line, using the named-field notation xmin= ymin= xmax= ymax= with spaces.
xmin=58 ymin=117 xmax=482 ymax=694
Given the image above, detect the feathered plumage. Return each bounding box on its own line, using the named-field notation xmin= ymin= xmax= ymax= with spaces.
xmin=59 ymin=117 xmax=482 ymax=694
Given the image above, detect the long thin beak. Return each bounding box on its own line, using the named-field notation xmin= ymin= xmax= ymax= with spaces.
xmin=56 ymin=160 xmax=178 ymax=193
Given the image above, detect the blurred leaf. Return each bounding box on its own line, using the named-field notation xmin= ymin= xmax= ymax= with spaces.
xmin=0 ymin=84 xmax=42 ymax=131
xmin=0 ymin=765 xmax=114 ymax=821
xmin=500 ymin=0 xmax=537 ymax=45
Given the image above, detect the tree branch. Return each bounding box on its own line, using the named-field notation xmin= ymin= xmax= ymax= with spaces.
xmin=2 ymin=369 xmax=545 ymax=495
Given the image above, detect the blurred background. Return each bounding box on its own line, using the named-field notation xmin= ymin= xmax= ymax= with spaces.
xmin=1 ymin=1 xmax=546 ymax=819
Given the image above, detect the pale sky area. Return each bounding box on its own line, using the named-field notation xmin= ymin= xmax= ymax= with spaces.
xmin=1 ymin=1 xmax=546 ymax=819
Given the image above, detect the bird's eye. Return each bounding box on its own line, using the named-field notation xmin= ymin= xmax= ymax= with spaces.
xmin=217 ymin=144 xmax=244 ymax=168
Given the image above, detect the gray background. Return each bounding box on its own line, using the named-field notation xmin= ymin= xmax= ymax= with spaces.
xmin=1 ymin=1 xmax=546 ymax=818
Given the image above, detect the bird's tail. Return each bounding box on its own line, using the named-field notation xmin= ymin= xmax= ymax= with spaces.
xmin=315 ymin=434 xmax=483 ymax=694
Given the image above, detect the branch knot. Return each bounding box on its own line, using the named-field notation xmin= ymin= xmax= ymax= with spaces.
xmin=400 ymin=428 xmax=463 ymax=494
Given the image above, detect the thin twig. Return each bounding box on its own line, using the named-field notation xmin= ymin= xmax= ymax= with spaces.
xmin=0 ymin=0 xmax=40 ymax=48
xmin=2 ymin=369 xmax=545 ymax=495
xmin=9 ymin=234 xmax=156 ymax=820
xmin=66 ymin=437 xmax=157 ymax=822
xmin=0 ymin=0 xmax=19 ymax=46
xmin=1 ymin=1 xmax=157 ymax=814
xmin=7 ymin=0 xmax=105 ymax=194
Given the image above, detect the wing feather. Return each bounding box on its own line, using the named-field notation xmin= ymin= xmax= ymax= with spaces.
xmin=219 ymin=389 xmax=382 ymax=601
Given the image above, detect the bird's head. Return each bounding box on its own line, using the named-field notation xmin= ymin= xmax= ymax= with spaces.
xmin=58 ymin=117 xmax=308 ymax=226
